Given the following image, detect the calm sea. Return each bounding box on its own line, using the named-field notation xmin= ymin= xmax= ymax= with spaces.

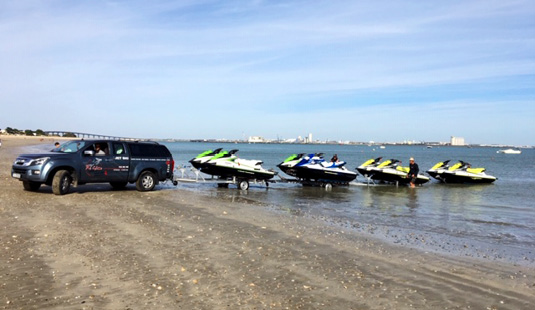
xmin=165 ymin=142 xmax=535 ymax=266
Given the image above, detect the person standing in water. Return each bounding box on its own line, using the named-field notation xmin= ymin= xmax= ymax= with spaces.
xmin=407 ymin=157 xmax=419 ymax=188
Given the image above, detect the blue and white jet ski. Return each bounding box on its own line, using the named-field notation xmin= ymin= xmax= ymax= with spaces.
xmin=278 ymin=153 xmax=357 ymax=183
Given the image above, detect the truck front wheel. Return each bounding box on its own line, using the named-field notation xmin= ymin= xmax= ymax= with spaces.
xmin=52 ymin=170 xmax=72 ymax=195
xmin=136 ymin=171 xmax=156 ymax=191
xmin=23 ymin=181 xmax=41 ymax=191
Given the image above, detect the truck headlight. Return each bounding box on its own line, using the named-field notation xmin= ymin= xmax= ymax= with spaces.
xmin=29 ymin=157 xmax=50 ymax=166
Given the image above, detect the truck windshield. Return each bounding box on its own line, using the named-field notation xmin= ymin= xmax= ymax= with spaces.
xmin=53 ymin=141 xmax=86 ymax=153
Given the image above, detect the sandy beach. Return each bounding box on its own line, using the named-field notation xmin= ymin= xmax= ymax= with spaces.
xmin=1 ymin=136 xmax=534 ymax=309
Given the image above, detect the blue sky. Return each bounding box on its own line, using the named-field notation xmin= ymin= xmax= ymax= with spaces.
xmin=1 ymin=0 xmax=534 ymax=145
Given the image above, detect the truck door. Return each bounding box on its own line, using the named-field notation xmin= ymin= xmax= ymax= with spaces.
xmin=80 ymin=142 xmax=129 ymax=183
xmin=80 ymin=142 xmax=110 ymax=182
xmin=108 ymin=142 xmax=130 ymax=182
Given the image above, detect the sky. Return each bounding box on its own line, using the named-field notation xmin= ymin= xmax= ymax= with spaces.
xmin=0 ymin=0 xmax=534 ymax=145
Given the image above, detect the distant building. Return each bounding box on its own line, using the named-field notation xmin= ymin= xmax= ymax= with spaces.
xmin=248 ymin=136 xmax=264 ymax=143
xmin=451 ymin=136 xmax=466 ymax=146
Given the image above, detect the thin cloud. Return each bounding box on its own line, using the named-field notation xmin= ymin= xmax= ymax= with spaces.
xmin=0 ymin=0 xmax=533 ymax=144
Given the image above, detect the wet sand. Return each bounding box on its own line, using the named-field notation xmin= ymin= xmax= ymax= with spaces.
xmin=1 ymin=136 xmax=534 ymax=309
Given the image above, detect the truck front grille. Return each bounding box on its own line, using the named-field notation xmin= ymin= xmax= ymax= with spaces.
xmin=12 ymin=168 xmax=27 ymax=174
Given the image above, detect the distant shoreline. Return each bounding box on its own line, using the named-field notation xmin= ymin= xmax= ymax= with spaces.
xmin=1 ymin=134 xmax=530 ymax=149
xmin=183 ymin=140 xmax=531 ymax=148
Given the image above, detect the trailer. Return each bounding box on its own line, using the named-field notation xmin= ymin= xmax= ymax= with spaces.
xmin=275 ymin=175 xmax=358 ymax=190
xmin=173 ymin=166 xmax=270 ymax=190
xmin=173 ymin=166 xmax=384 ymax=190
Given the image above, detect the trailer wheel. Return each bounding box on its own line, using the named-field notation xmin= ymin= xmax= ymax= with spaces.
xmin=239 ymin=180 xmax=249 ymax=190
xmin=52 ymin=170 xmax=72 ymax=195
xmin=324 ymin=183 xmax=333 ymax=191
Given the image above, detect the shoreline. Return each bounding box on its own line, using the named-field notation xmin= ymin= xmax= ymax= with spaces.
xmin=179 ymin=183 xmax=535 ymax=268
xmin=1 ymin=137 xmax=534 ymax=309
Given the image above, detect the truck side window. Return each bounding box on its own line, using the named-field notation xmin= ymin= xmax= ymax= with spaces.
xmin=88 ymin=142 xmax=109 ymax=156
xmin=113 ymin=143 xmax=125 ymax=155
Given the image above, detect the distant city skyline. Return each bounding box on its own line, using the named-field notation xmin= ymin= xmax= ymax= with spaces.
xmin=2 ymin=128 xmax=529 ymax=148
xmin=1 ymin=1 xmax=534 ymax=145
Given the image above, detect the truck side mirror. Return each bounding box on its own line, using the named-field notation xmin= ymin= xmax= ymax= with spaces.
xmin=84 ymin=150 xmax=95 ymax=156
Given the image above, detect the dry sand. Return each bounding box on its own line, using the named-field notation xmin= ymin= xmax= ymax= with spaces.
xmin=1 ymin=136 xmax=534 ymax=309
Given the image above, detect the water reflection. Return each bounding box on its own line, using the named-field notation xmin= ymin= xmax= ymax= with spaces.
xmin=407 ymin=188 xmax=418 ymax=210
xmin=431 ymin=183 xmax=489 ymax=209
xmin=359 ymin=185 xmax=419 ymax=211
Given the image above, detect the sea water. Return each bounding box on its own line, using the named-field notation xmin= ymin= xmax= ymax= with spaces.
xmin=165 ymin=142 xmax=535 ymax=266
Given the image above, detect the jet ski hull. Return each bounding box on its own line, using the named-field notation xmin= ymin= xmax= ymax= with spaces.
xmin=203 ymin=163 xmax=276 ymax=180
xmin=356 ymin=167 xmax=374 ymax=177
xmin=357 ymin=158 xmax=429 ymax=185
xmin=426 ymin=160 xmax=496 ymax=184
xmin=189 ymin=148 xmax=224 ymax=170
xmin=438 ymin=171 xmax=496 ymax=184
xmin=278 ymin=165 xmax=299 ymax=178
xmin=190 ymin=160 xmax=206 ymax=170
xmin=359 ymin=168 xmax=430 ymax=185
xmin=279 ymin=164 xmax=357 ymax=183
xmin=426 ymin=169 xmax=450 ymax=181
xmin=190 ymin=149 xmax=275 ymax=180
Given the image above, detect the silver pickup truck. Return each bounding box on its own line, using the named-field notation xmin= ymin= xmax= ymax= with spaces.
xmin=11 ymin=140 xmax=175 ymax=195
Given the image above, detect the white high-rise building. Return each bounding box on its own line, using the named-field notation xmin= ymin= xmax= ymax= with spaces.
xmin=248 ymin=136 xmax=264 ymax=143
xmin=450 ymin=136 xmax=465 ymax=146
xmin=308 ymin=133 xmax=313 ymax=143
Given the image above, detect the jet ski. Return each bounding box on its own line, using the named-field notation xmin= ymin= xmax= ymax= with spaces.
xmin=426 ymin=160 xmax=451 ymax=181
xmin=428 ymin=160 xmax=497 ymax=184
xmin=356 ymin=158 xmax=430 ymax=185
xmin=189 ymin=148 xmax=223 ymax=170
xmin=355 ymin=157 xmax=383 ymax=177
xmin=278 ymin=153 xmax=357 ymax=183
xmin=277 ymin=153 xmax=311 ymax=178
xmin=202 ymin=149 xmax=277 ymax=180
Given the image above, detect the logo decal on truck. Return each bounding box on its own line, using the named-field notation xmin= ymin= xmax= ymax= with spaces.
xmin=86 ymin=158 xmax=103 ymax=171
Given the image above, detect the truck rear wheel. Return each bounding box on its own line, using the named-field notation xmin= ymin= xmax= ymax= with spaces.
xmin=23 ymin=181 xmax=41 ymax=191
xmin=52 ymin=170 xmax=72 ymax=195
xmin=136 ymin=171 xmax=156 ymax=191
